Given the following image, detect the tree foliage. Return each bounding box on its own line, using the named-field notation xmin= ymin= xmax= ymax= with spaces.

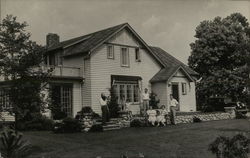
xmin=188 ymin=13 xmax=250 ymax=104
xmin=0 ymin=15 xmax=50 ymax=124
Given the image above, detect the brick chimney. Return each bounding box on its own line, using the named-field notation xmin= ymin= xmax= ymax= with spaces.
xmin=46 ymin=33 xmax=60 ymax=48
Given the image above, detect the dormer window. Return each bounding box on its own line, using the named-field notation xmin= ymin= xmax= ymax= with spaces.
xmin=135 ymin=48 xmax=141 ymax=62
xmin=107 ymin=45 xmax=114 ymax=59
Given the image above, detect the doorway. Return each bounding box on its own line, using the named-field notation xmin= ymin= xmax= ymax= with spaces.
xmin=171 ymin=83 xmax=179 ymax=102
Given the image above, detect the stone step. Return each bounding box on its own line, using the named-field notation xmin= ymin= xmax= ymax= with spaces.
xmin=103 ymin=124 xmax=121 ymax=131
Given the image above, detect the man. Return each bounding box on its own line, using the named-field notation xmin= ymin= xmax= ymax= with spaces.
xmin=142 ymin=88 xmax=150 ymax=115
xmin=99 ymin=93 xmax=109 ymax=124
xmin=169 ymin=94 xmax=179 ymax=125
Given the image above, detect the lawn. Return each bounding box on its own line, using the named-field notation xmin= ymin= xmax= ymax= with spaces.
xmin=24 ymin=119 xmax=250 ymax=158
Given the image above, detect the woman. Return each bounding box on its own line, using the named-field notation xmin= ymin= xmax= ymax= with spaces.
xmin=99 ymin=93 xmax=109 ymax=124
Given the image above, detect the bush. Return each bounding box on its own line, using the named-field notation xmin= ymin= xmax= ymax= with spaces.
xmin=53 ymin=117 xmax=81 ymax=133
xmin=235 ymin=111 xmax=248 ymax=119
xmin=0 ymin=128 xmax=31 ymax=158
xmin=209 ymin=134 xmax=250 ymax=158
xmin=81 ymin=106 xmax=93 ymax=114
xmin=130 ymin=119 xmax=146 ymax=127
xmin=193 ymin=116 xmax=202 ymax=123
xmin=16 ymin=114 xmax=54 ymax=131
xmin=89 ymin=124 xmax=103 ymax=132
xmin=107 ymin=87 xmax=120 ymax=118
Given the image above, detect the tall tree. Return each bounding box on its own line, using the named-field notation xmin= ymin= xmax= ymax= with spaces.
xmin=0 ymin=15 xmax=50 ymax=125
xmin=188 ymin=13 xmax=250 ymax=105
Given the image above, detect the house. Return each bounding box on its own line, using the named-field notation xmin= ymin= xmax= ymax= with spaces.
xmin=0 ymin=23 xmax=198 ymax=119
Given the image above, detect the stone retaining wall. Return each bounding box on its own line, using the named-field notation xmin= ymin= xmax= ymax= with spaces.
xmin=173 ymin=112 xmax=235 ymax=124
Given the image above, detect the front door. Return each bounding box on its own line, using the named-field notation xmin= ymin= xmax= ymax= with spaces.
xmin=171 ymin=83 xmax=179 ymax=102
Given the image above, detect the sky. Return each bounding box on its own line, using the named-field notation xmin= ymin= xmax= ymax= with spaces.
xmin=0 ymin=0 xmax=250 ymax=64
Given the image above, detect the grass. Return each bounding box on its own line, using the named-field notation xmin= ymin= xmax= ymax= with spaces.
xmin=23 ymin=119 xmax=250 ymax=158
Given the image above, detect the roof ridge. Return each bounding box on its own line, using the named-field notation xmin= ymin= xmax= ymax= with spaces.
xmin=59 ymin=23 xmax=128 ymax=45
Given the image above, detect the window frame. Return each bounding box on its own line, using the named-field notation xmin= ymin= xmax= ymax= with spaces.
xmin=181 ymin=82 xmax=187 ymax=95
xmin=120 ymin=47 xmax=130 ymax=67
xmin=113 ymin=82 xmax=139 ymax=104
xmin=0 ymin=88 xmax=11 ymax=111
xmin=107 ymin=45 xmax=114 ymax=59
xmin=135 ymin=48 xmax=141 ymax=62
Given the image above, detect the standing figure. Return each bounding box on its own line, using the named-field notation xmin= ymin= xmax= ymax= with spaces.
xmin=99 ymin=93 xmax=109 ymax=125
xmin=169 ymin=94 xmax=179 ymax=125
xmin=120 ymin=95 xmax=126 ymax=111
xmin=142 ymin=88 xmax=150 ymax=115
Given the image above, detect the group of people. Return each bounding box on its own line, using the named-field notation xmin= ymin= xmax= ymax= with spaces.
xmin=99 ymin=87 xmax=179 ymax=125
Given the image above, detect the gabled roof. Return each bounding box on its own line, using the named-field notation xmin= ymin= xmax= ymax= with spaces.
xmin=46 ymin=23 xmax=164 ymax=67
xmin=46 ymin=23 xmax=128 ymax=56
xmin=149 ymin=46 xmax=198 ymax=76
xmin=149 ymin=46 xmax=198 ymax=83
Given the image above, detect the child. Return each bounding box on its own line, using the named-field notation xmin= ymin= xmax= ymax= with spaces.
xmin=146 ymin=106 xmax=157 ymax=126
xmin=156 ymin=105 xmax=168 ymax=126
xmin=124 ymin=99 xmax=132 ymax=119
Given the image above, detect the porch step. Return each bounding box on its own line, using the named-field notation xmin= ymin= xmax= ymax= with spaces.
xmin=102 ymin=124 xmax=121 ymax=131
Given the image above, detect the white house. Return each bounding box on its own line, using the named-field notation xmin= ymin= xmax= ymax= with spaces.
xmin=0 ymin=23 xmax=198 ymax=119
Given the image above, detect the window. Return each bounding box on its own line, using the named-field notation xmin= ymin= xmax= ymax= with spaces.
xmin=182 ymin=83 xmax=187 ymax=95
xmin=113 ymin=82 xmax=139 ymax=104
xmin=121 ymin=47 xmax=129 ymax=67
xmin=57 ymin=52 xmax=63 ymax=65
xmin=107 ymin=45 xmax=114 ymax=59
xmin=51 ymin=84 xmax=73 ymax=117
xmin=48 ymin=52 xmax=63 ymax=66
xmin=0 ymin=88 xmax=11 ymax=111
xmin=135 ymin=48 xmax=141 ymax=62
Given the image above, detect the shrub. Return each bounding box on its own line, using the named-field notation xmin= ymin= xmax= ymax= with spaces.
xmin=235 ymin=111 xmax=248 ymax=119
xmin=130 ymin=119 xmax=146 ymax=127
xmin=53 ymin=117 xmax=81 ymax=133
xmin=89 ymin=124 xmax=103 ymax=132
xmin=81 ymin=106 xmax=93 ymax=114
xmin=209 ymin=134 xmax=250 ymax=158
xmin=0 ymin=128 xmax=31 ymax=158
xmin=107 ymin=87 xmax=120 ymax=118
xmin=193 ymin=116 xmax=202 ymax=123
xmin=16 ymin=114 xmax=54 ymax=131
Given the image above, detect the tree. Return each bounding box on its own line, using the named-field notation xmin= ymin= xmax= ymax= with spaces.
xmin=107 ymin=87 xmax=119 ymax=118
xmin=188 ymin=13 xmax=250 ymax=106
xmin=0 ymin=15 xmax=50 ymax=127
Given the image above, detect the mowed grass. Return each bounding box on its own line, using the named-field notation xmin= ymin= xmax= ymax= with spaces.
xmin=23 ymin=119 xmax=250 ymax=158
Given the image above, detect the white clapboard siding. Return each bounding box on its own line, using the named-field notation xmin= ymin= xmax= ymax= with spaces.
xmin=72 ymin=82 xmax=82 ymax=116
xmin=0 ymin=112 xmax=15 ymax=122
xmin=89 ymin=29 xmax=161 ymax=114
xmin=82 ymin=59 xmax=92 ymax=107
xmin=168 ymin=70 xmax=197 ymax=112
xmin=152 ymin=82 xmax=168 ymax=108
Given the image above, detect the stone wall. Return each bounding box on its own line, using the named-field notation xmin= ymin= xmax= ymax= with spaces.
xmin=172 ymin=112 xmax=235 ymax=124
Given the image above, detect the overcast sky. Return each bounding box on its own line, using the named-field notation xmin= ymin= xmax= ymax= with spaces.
xmin=1 ymin=0 xmax=250 ymax=64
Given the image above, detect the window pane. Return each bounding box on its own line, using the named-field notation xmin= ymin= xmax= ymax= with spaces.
xmin=120 ymin=85 xmax=125 ymax=101
xmin=133 ymin=85 xmax=139 ymax=102
xmin=135 ymin=48 xmax=140 ymax=61
xmin=121 ymin=48 xmax=128 ymax=66
xmin=127 ymin=85 xmax=132 ymax=102
xmin=107 ymin=45 xmax=113 ymax=58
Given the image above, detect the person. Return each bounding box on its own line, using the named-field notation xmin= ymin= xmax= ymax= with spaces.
xmin=169 ymin=94 xmax=179 ymax=125
xmin=142 ymin=88 xmax=150 ymax=115
xmin=99 ymin=93 xmax=109 ymax=124
xmin=156 ymin=105 xmax=168 ymax=126
xmin=124 ymin=99 xmax=132 ymax=119
xmin=146 ymin=106 xmax=157 ymax=126
xmin=120 ymin=95 xmax=126 ymax=111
